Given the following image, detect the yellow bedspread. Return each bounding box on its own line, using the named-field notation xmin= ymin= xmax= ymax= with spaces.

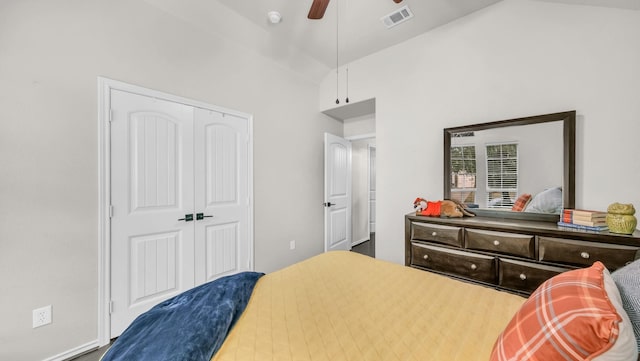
xmin=212 ymin=251 xmax=525 ymax=361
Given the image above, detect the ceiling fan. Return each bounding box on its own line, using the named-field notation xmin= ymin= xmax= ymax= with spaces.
xmin=308 ymin=0 xmax=403 ymax=20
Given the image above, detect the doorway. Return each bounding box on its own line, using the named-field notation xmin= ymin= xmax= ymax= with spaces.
xmin=347 ymin=136 xmax=376 ymax=258
xmin=321 ymin=98 xmax=376 ymax=257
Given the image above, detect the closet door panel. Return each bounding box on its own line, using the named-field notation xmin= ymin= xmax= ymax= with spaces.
xmin=110 ymin=90 xmax=195 ymax=337
xmin=194 ymin=109 xmax=250 ymax=284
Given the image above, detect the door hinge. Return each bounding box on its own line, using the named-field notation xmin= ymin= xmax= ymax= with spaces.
xmin=109 ymin=300 xmax=114 ymax=314
xmin=109 ymin=205 xmax=114 ymax=218
xmin=109 ymin=109 xmax=113 ymax=122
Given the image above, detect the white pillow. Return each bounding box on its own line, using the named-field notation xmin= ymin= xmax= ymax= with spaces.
xmin=594 ymin=268 xmax=638 ymax=361
xmin=524 ymin=186 xmax=562 ymax=213
xmin=612 ymin=259 xmax=640 ymax=349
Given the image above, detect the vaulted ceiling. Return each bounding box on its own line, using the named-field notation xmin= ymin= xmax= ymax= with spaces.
xmin=215 ymin=0 xmax=505 ymax=68
xmin=143 ymin=0 xmax=640 ymax=81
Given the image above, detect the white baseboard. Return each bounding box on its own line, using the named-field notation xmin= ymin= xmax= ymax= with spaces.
xmin=351 ymin=237 xmax=370 ymax=247
xmin=42 ymin=340 xmax=99 ymax=361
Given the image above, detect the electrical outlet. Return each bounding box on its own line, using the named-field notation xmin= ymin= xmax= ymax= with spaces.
xmin=32 ymin=305 xmax=52 ymax=328
xmin=289 ymin=240 xmax=296 ymax=250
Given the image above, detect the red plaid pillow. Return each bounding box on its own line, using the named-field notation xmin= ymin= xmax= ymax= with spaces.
xmin=511 ymin=193 xmax=532 ymax=212
xmin=491 ymin=262 xmax=636 ymax=361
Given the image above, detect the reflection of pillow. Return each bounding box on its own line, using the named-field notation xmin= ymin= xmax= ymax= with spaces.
xmin=511 ymin=193 xmax=532 ymax=212
xmin=490 ymin=261 xmax=638 ymax=361
xmin=612 ymin=259 xmax=640 ymax=352
xmin=524 ymin=186 xmax=562 ymax=213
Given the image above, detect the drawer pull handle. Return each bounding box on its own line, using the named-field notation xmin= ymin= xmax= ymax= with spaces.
xmin=423 ymin=254 xmax=429 ymax=260
xmin=493 ymin=240 xmax=500 ymax=246
xmin=581 ymin=252 xmax=590 ymax=259
xmin=470 ymin=264 xmax=477 ymax=270
xmin=520 ymin=273 xmax=527 ymax=281
xmin=431 ymin=231 xmax=437 ymax=237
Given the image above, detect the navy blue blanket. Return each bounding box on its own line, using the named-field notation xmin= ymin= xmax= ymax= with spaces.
xmin=102 ymin=272 xmax=264 ymax=361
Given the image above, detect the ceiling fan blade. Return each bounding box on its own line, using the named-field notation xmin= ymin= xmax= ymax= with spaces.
xmin=308 ymin=0 xmax=330 ymax=19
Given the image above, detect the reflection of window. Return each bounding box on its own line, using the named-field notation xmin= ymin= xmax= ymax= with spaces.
xmin=450 ymin=145 xmax=476 ymax=204
xmin=486 ymin=143 xmax=518 ymax=209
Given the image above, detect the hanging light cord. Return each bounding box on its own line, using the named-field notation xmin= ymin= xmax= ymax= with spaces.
xmin=335 ymin=0 xmax=340 ymax=105
xmin=345 ymin=0 xmax=349 ymax=103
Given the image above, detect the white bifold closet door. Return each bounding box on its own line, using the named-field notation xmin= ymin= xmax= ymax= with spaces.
xmin=109 ymin=90 xmax=250 ymax=337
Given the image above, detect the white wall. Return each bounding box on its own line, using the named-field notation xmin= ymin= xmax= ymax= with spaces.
xmin=319 ymin=0 xmax=640 ymax=264
xmin=0 ymin=0 xmax=340 ymax=360
xmin=344 ymin=114 xmax=376 ymax=137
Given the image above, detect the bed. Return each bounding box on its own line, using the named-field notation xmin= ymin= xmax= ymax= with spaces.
xmin=102 ymin=251 xmax=640 ymax=361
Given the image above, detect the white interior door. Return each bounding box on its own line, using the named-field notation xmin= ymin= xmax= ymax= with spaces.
xmin=194 ymin=109 xmax=250 ymax=285
xmin=110 ymin=90 xmax=195 ymax=336
xmin=324 ymin=133 xmax=352 ymax=252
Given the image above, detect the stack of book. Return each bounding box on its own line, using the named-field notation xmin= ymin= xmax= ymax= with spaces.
xmin=558 ymin=209 xmax=609 ymax=231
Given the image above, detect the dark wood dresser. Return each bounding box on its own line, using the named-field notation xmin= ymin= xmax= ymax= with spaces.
xmin=405 ymin=213 xmax=640 ymax=295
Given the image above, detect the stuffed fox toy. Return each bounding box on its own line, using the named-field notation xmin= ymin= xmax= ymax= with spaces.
xmin=413 ymin=198 xmax=475 ymax=218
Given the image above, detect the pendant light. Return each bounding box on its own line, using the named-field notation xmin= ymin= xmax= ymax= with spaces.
xmin=345 ymin=67 xmax=349 ymax=104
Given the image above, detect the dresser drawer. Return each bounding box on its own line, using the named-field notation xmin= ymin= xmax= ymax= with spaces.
xmin=411 ymin=222 xmax=463 ymax=247
xmin=465 ymin=229 xmax=535 ymax=259
xmin=499 ymin=258 xmax=570 ymax=294
xmin=538 ymin=237 xmax=640 ymax=270
xmin=411 ymin=243 xmax=496 ymax=284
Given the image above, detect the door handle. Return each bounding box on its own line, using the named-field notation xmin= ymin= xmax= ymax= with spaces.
xmin=196 ymin=213 xmax=213 ymax=220
xmin=178 ymin=214 xmax=194 ymax=222
xmin=324 ymin=202 xmax=334 ymax=207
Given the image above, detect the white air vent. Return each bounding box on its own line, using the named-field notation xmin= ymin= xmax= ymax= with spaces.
xmin=381 ymin=5 xmax=414 ymax=29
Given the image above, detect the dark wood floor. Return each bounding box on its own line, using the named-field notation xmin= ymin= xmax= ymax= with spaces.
xmin=351 ymin=232 xmax=375 ymax=258
xmin=69 ymin=233 xmax=376 ymax=360
xmin=68 ymin=345 xmax=110 ymax=361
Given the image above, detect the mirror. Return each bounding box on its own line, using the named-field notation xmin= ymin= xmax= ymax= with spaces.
xmin=443 ymin=111 xmax=575 ymax=222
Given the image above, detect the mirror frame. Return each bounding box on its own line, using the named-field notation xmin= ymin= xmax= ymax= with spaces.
xmin=443 ymin=110 xmax=576 ymax=222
